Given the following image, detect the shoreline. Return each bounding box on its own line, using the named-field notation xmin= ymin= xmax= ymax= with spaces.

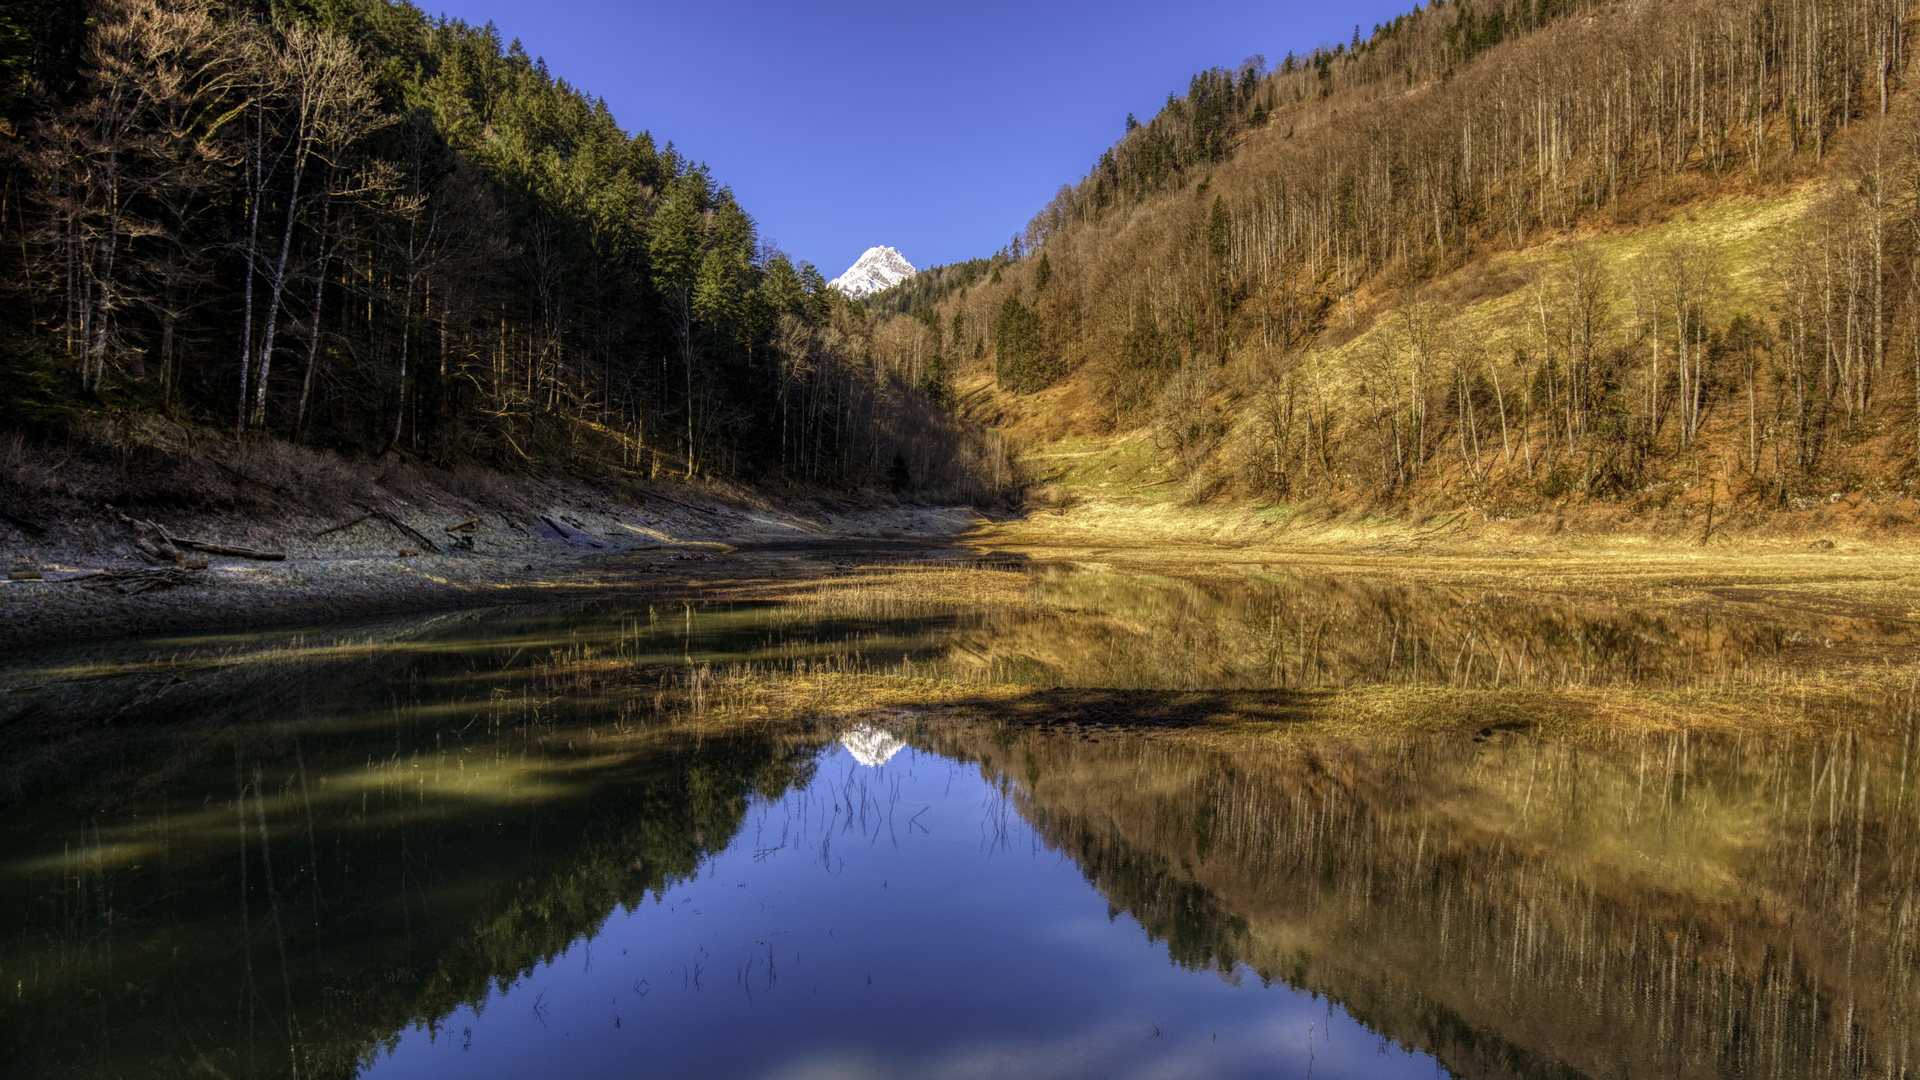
xmin=0 ymin=484 xmax=981 ymax=651
xmin=5 ymin=493 xmax=1917 ymax=748
xmin=8 ymin=486 xmax=1919 ymax=655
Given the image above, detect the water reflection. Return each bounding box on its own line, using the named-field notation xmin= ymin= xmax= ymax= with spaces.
xmin=0 ymin=659 xmax=1435 ymax=1078
xmin=1 ymin=565 xmax=1914 ymax=1078
xmin=4 ymin=565 xmax=1908 ymax=712
xmin=0 ymin=707 xmax=819 ymax=1077
xmin=928 ymin=720 xmax=1920 ymax=1080
xmin=365 ymin=737 xmax=1435 ymax=1080
xmin=839 ymin=723 xmax=909 ymax=766
xmin=928 ymin=566 xmax=1918 ymax=691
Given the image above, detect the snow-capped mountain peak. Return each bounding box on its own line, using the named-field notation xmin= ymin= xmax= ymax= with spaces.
xmin=838 ymin=724 xmax=907 ymax=768
xmin=829 ymin=246 xmax=916 ymax=298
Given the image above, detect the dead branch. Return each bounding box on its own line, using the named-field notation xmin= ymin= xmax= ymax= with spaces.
xmin=132 ymin=538 xmax=170 ymax=565
xmin=207 ymin=457 xmax=291 ymax=498
xmin=314 ymin=512 xmax=374 ymax=537
xmin=169 ymin=538 xmax=286 ymax=561
xmin=542 ymin=515 xmax=603 ymax=547
xmin=106 ymin=505 xmax=285 ymax=561
xmin=370 ymin=506 xmax=439 ymax=553
xmin=72 ymin=566 xmax=208 ymax=595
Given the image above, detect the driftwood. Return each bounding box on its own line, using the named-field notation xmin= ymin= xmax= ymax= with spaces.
xmin=541 ymin=515 xmax=603 ymax=548
xmin=73 ymin=566 xmax=208 ymax=595
xmin=315 ymin=512 xmax=374 ymax=538
xmin=132 ymin=537 xmax=175 ymax=565
xmin=170 ymin=538 xmax=285 ymax=561
xmin=369 ymin=507 xmax=439 ymax=553
xmin=319 ymin=508 xmax=462 ymax=552
xmin=108 ymin=505 xmax=285 ymax=561
xmin=120 ymin=514 xmax=187 ymax=566
xmin=142 ymin=519 xmax=283 ymax=561
xmin=443 ymin=516 xmax=478 ymax=551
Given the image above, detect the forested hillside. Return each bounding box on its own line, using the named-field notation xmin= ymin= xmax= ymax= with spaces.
xmin=885 ymin=0 xmax=1919 ymax=528
xmin=0 ymin=0 xmax=1006 ymax=505
xmin=8 ymin=0 xmax=1916 ymax=530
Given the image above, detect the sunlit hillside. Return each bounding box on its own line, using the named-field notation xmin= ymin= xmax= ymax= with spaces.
xmin=866 ymin=0 xmax=1916 ymax=535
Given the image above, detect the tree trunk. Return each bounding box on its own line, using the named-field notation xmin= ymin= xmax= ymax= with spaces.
xmin=386 ymin=274 xmax=416 ymax=453
xmin=295 ymin=257 xmax=326 ymax=440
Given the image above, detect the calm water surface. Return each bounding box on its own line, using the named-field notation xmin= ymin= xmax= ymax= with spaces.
xmin=365 ymin=737 xmax=1425 ymax=1080
xmin=2 ymin=565 xmax=1915 ymax=1079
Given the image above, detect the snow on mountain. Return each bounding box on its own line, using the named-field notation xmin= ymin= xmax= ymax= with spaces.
xmin=829 ymin=246 xmax=916 ymax=298
xmin=838 ymin=724 xmax=907 ymax=768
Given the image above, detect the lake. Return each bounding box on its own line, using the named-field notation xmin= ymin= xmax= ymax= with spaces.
xmin=3 ymin=562 xmax=1915 ymax=1078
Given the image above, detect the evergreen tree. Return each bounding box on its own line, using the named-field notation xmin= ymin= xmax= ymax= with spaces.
xmin=995 ymin=293 xmax=1043 ymax=393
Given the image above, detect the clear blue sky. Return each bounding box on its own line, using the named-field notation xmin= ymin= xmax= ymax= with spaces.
xmin=423 ymin=0 xmax=1417 ymax=277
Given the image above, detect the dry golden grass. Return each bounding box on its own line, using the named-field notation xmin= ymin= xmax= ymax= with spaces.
xmin=19 ymin=497 xmax=1910 ymax=745
xmin=557 ymin=634 xmax=1908 ymax=754
xmin=961 ymin=498 xmax=1920 ymax=616
xmin=701 ymin=562 xmax=1039 ymax=609
xmin=551 ymin=661 xmax=1889 ymax=770
xmin=624 ymin=510 xmax=1920 ymax=741
xmin=955 ymin=173 xmax=1919 ymax=542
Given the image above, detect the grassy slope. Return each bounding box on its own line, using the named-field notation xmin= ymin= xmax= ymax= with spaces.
xmin=958 ymin=175 xmax=1920 ymax=547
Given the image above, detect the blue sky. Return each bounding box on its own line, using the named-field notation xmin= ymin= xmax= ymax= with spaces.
xmin=423 ymin=0 xmax=1419 ymax=277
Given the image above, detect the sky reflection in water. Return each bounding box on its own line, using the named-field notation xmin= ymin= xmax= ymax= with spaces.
xmin=6 ymin=569 xmax=1915 ymax=1079
xmin=367 ymin=736 xmax=1432 ymax=1080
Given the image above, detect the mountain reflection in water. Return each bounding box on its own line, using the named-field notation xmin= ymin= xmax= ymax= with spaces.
xmin=365 ymin=736 xmax=1432 ymax=1080
xmin=0 ymin=568 xmax=1913 ymax=1078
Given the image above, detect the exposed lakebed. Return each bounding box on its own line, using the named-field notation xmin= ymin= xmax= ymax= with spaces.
xmin=1 ymin=562 xmax=1915 ymax=1078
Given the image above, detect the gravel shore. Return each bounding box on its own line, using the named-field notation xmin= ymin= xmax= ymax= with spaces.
xmin=0 ymin=480 xmax=979 ymax=650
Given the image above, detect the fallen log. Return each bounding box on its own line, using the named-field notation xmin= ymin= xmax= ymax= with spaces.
xmin=132 ymin=538 xmax=170 ymax=565
xmin=140 ymin=518 xmax=282 ymax=561
xmin=169 ymin=538 xmax=286 ymax=561
xmin=370 ymin=506 xmax=439 ymax=553
xmin=315 ymin=512 xmax=374 ymax=538
xmin=132 ymin=523 xmax=187 ymax=566
xmin=207 ymin=457 xmax=291 ymax=498
xmin=444 ymin=516 xmax=478 ymax=533
xmin=542 ymin=515 xmax=603 ymax=548
xmin=72 ymin=566 xmax=208 ymax=595
xmin=108 ymin=506 xmax=286 ymax=561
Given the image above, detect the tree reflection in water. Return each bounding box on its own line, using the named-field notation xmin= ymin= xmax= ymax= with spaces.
xmin=934 ymin=719 xmax=1920 ymax=1080
xmin=2 ymin=572 xmax=1913 ymax=1078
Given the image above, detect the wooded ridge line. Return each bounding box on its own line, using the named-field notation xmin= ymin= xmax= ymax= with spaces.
xmin=5 ymin=0 xmax=1916 ymax=533
xmin=0 ymin=0 xmax=1009 ymax=509
xmin=874 ymin=0 xmax=1920 ymax=522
